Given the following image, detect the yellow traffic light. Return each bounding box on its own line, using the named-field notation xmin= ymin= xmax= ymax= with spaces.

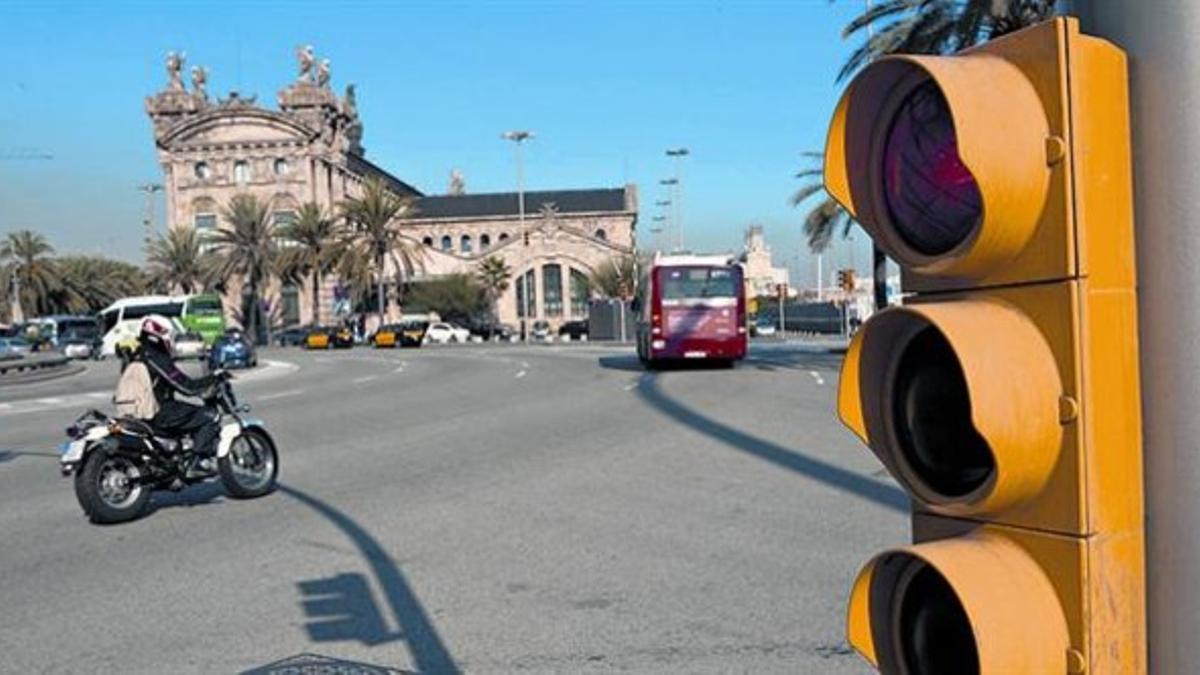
xmin=826 ymin=17 xmax=1143 ymax=674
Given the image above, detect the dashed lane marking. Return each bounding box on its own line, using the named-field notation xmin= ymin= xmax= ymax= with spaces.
xmin=352 ymin=375 xmax=379 ymax=384
xmin=809 ymin=370 xmax=825 ymax=386
xmin=515 ymin=370 xmax=527 ymax=379
xmin=257 ymin=389 xmax=303 ymax=401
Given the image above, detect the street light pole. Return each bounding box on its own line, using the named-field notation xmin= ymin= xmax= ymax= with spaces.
xmin=502 ymin=130 xmax=535 ymax=342
xmin=666 ymin=148 xmax=689 ymax=251
xmin=659 ymin=178 xmax=678 ymax=252
xmin=137 ymin=183 xmax=164 ymax=265
xmin=1075 ymin=5 xmax=1200 ymax=671
xmin=8 ymin=264 xmax=23 ymax=324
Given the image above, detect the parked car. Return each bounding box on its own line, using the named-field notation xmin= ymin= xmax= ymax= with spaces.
xmin=0 ymin=337 xmax=33 ymax=359
xmin=399 ymin=320 xmax=429 ymax=347
xmin=61 ymin=337 xmax=93 ymax=359
xmin=208 ymin=332 xmax=257 ymax=370
xmin=173 ymin=331 xmax=207 ymax=359
xmin=332 ymin=325 xmax=355 ymax=348
xmin=754 ymin=319 xmax=778 ymax=337
xmin=425 ymin=322 xmax=470 ymax=344
xmin=276 ymin=325 xmax=310 ymax=347
xmin=470 ymin=322 xmax=515 ymax=341
xmin=531 ymin=320 xmax=551 ymax=341
xmin=305 ymin=326 xmax=334 ymax=349
xmin=372 ymin=324 xmax=400 ymax=348
xmin=558 ymin=320 xmax=589 ymax=341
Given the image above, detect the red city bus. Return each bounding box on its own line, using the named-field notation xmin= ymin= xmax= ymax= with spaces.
xmin=635 ymin=255 xmax=748 ymax=367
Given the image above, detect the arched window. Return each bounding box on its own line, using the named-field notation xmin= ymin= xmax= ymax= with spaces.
xmin=234 ymin=160 xmax=250 ymax=184
xmin=515 ymin=269 xmax=536 ymax=318
xmin=594 ymin=228 xmax=607 ymax=241
xmin=422 ymin=236 xmax=434 ymax=247
xmin=274 ymin=158 xmax=290 ymax=177
xmin=194 ymin=162 xmax=211 ymax=180
xmin=498 ymin=233 xmax=510 ymax=243
xmin=570 ymin=268 xmax=590 ymax=317
xmin=441 ymin=235 xmax=452 ymax=252
xmin=543 ymin=264 xmax=563 ymax=317
xmin=461 ymin=235 xmax=473 ymax=254
xmin=480 ymin=234 xmax=491 ymax=250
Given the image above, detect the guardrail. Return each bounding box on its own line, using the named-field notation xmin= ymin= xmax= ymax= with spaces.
xmin=0 ymin=353 xmax=72 ymax=376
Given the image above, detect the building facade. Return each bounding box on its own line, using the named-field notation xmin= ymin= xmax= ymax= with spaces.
xmin=739 ymin=225 xmax=791 ymax=298
xmin=145 ymin=48 xmax=636 ymax=332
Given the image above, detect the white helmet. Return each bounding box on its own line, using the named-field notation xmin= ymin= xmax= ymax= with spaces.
xmin=139 ymin=314 xmax=177 ymax=355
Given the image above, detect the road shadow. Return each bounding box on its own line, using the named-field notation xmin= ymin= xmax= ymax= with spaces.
xmin=635 ymin=377 xmax=907 ymax=513
xmin=147 ymin=480 xmax=227 ymax=513
xmin=0 ymin=449 xmax=60 ymax=465
xmin=281 ymin=485 xmax=460 ymax=675
xmin=596 ymin=355 xmax=733 ymax=373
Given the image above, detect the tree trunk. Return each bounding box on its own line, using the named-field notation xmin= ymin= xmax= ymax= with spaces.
xmin=313 ymin=269 xmax=321 ymax=326
xmin=248 ymin=274 xmax=259 ymax=346
xmin=376 ymin=252 xmax=386 ymax=327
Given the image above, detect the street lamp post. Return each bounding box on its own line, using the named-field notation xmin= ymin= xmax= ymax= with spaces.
xmin=137 ymin=183 xmax=164 ymax=265
xmin=8 ymin=264 xmax=23 ymax=324
xmin=665 ymin=147 xmax=689 ymax=250
xmin=658 ymin=178 xmax=679 ymax=252
xmin=502 ymin=130 xmax=535 ymax=342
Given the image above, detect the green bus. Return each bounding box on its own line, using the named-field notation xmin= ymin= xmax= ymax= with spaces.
xmin=179 ymin=293 xmax=225 ymax=344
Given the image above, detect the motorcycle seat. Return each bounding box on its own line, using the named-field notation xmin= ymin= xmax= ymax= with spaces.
xmin=116 ymin=417 xmax=156 ymax=437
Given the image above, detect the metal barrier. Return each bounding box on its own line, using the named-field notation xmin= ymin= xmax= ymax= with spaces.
xmin=0 ymin=354 xmax=72 ymax=376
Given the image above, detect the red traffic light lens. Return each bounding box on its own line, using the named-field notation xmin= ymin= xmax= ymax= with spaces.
xmin=883 ymin=81 xmax=983 ymax=256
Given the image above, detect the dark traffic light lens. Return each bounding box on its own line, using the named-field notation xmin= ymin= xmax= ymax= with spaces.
xmin=891 ymin=327 xmax=993 ymax=498
xmin=883 ymin=80 xmax=983 ymax=256
xmin=897 ymin=564 xmax=979 ymax=675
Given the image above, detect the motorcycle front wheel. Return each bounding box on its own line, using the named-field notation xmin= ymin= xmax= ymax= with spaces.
xmin=75 ymin=447 xmax=150 ymax=524
xmin=218 ymin=428 xmax=278 ymax=499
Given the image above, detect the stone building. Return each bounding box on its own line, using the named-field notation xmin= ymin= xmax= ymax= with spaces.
xmin=145 ymin=48 xmax=636 ymax=333
xmin=739 ymin=225 xmax=791 ymax=297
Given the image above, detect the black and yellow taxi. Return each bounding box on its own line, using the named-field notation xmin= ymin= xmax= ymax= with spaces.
xmin=399 ymin=320 xmax=429 ymax=348
xmin=304 ymin=326 xmax=333 ymax=350
xmin=373 ymin=324 xmax=399 ymax=348
xmin=332 ymin=325 xmax=355 ymax=349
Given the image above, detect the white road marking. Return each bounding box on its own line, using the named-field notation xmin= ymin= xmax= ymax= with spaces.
xmin=515 ymin=370 xmax=527 ymax=379
xmin=392 ymin=365 xmax=405 ymax=373
xmin=36 ymin=398 xmax=65 ymax=405
xmin=520 ymin=361 xmax=530 ymax=369
xmin=0 ymin=403 xmax=11 ymax=411
xmin=86 ymin=392 xmax=110 ymax=399
xmin=353 ymin=375 xmax=378 ymax=384
xmin=257 ymin=389 xmax=303 ymax=401
xmin=808 ymin=370 xmax=825 ymax=386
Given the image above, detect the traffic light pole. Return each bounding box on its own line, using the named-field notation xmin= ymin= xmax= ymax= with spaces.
xmin=1077 ymin=5 xmax=1200 ymax=671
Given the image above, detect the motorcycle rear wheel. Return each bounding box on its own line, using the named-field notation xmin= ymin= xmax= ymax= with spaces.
xmin=75 ymin=447 xmax=150 ymax=524
xmin=218 ymin=428 xmax=278 ymax=499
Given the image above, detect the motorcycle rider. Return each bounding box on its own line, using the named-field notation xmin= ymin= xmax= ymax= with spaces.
xmin=133 ymin=315 xmax=224 ymax=477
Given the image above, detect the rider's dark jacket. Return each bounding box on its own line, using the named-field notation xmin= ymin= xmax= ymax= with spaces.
xmin=138 ymin=339 xmax=218 ymax=404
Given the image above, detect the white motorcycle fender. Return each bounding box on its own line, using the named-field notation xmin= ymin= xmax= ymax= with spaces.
xmin=61 ymin=425 xmax=111 ymax=465
xmin=216 ymin=418 xmax=267 ymax=458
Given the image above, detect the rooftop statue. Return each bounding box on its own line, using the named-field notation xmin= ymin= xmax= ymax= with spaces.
xmin=166 ymin=51 xmax=186 ymax=91
xmin=190 ymin=66 xmax=208 ymax=99
xmin=296 ymin=44 xmax=315 ymax=83
xmin=317 ymin=59 xmax=331 ymax=88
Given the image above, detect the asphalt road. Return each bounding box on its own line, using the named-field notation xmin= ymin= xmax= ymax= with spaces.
xmin=0 ymin=341 xmax=905 ymax=674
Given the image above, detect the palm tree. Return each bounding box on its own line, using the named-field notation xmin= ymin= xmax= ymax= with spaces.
xmin=337 ymin=177 xmax=423 ymax=326
xmin=147 ymin=226 xmax=213 ymax=294
xmin=590 ymin=254 xmax=641 ymax=300
xmin=55 ymin=256 xmax=148 ymax=313
xmin=211 ymin=194 xmax=279 ymax=345
xmin=794 ymin=0 xmax=1056 ymax=252
xmin=0 ymin=229 xmax=62 ymax=319
xmin=476 ymin=255 xmax=512 ymax=323
xmin=280 ymin=202 xmax=338 ymax=326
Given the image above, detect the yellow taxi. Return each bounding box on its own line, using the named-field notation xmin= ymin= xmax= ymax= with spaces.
xmin=304 ymin=327 xmax=332 ymax=350
xmin=373 ymin=325 xmax=399 ymax=348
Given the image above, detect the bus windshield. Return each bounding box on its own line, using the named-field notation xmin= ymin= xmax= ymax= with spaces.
xmin=660 ymin=267 xmax=739 ymax=300
xmin=188 ymin=294 xmax=223 ymax=316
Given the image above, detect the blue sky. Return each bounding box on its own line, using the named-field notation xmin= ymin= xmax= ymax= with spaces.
xmin=0 ymin=0 xmax=875 ymax=288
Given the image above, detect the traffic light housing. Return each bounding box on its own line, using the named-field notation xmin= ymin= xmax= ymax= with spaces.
xmin=826 ymin=17 xmax=1143 ymax=674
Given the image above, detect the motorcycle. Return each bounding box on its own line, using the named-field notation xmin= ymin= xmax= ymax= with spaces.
xmin=59 ymin=375 xmax=279 ymax=524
